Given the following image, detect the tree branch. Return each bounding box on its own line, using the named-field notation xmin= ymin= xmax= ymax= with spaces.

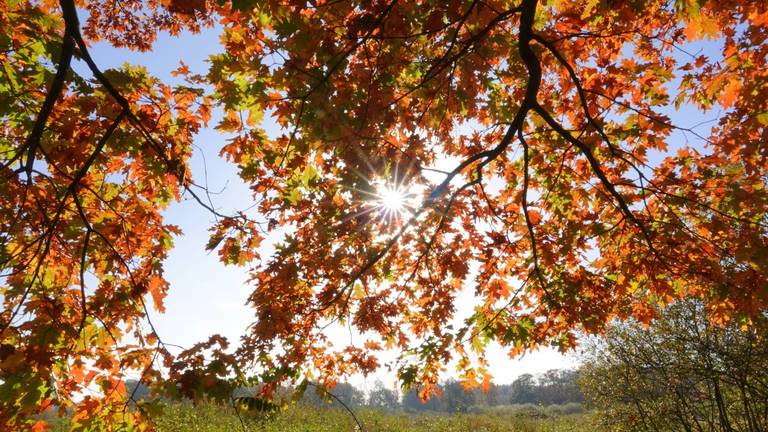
xmin=518 ymin=129 xmax=552 ymax=302
xmin=21 ymin=28 xmax=74 ymax=178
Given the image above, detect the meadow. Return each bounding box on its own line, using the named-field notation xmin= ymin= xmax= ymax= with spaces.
xmin=49 ymin=403 xmax=594 ymax=432
xmin=156 ymin=403 xmax=592 ymax=432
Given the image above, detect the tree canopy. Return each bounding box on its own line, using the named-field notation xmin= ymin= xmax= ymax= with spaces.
xmin=1 ymin=0 xmax=767 ymax=429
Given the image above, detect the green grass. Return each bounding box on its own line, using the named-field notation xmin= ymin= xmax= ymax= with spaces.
xmin=46 ymin=402 xmax=596 ymax=431
xmin=150 ymin=403 xmax=596 ymax=432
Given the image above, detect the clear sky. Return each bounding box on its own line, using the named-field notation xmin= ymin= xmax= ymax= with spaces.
xmin=80 ymin=19 xmax=720 ymax=389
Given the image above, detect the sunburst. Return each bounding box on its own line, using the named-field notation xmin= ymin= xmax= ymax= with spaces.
xmin=376 ymin=185 xmax=409 ymax=215
xmin=339 ymin=161 xmax=423 ymax=226
xmin=375 ymin=183 xmax=411 ymax=220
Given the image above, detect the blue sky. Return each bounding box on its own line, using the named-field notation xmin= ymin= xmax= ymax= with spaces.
xmin=79 ymin=20 xmax=723 ymax=388
xmin=83 ymin=29 xmax=258 ymax=343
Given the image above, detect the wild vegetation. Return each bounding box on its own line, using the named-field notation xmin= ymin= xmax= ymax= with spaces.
xmin=581 ymin=300 xmax=768 ymax=432
xmin=47 ymin=403 xmax=592 ymax=432
xmin=2 ymin=0 xmax=767 ymax=429
xmin=50 ymin=369 xmax=589 ymax=431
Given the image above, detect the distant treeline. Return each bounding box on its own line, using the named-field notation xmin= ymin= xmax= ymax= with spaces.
xmin=126 ymin=368 xmax=583 ymax=414
xmin=293 ymin=368 xmax=582 ymax=413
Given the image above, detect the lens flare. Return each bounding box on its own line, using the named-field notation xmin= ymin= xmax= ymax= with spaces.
xmin=378 ymin=185 xmax=407 ymax=213
xmin=368 ymin=180 xmax=417 ymax=224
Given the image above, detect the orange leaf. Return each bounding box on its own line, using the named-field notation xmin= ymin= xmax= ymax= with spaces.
xmin=147 ymin=275 xmax=168 ymax=312
xmin=527 ymin=209 xmax=542 ymax=225
xmin=31 ymin=420 xmax=49 ymax=432
xmin=171 ymin=60 xmax=191 ymax=77
xmin=482 ymin=373 xmax=492 ymax=394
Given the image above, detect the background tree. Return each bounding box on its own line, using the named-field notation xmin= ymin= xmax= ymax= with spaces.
xmin=536 ymin=369 xmax=583 ymax=406
xmin=329 ymin=382 xmax=367 ymax=409
xmin=442 ymin=379 xmax=478 ymax=413
xmin=125 ymin=380 xmax=151 ymax=402
xmin=367 ymin=380 xmax=400 ymax=411
xmin=580 ymin=300 xmax=768 ymax=432
xmin=509 ymin=373 xmax=537 ymax=405
xmin=507 ymin=370 xmax=583 ymax=406
xmin=1 ymin=0 xmax=767 ymax=428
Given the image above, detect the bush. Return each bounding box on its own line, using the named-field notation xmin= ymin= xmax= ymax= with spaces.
xmin=581 ymin=300 xmax=768 ymax=432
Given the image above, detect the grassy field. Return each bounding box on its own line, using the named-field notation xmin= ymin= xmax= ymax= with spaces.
xmin=148 ymin=403 xmax=595 ymax=432
xmin=47 ymin=402 xmax=596 ymax=431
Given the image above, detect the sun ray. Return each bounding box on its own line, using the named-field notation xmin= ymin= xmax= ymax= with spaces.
xmin=367 ymin=179 xmax=418 ymax=224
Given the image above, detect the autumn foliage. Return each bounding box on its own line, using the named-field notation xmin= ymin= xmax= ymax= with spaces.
xmin=1 ymin=0 xmax=767 ymax=429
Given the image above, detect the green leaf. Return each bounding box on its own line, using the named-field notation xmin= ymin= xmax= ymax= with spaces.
xmin=300 ymin=164 xmax=317 ymax=187
xmin=291 ymin=379 xmax=309 ymax=402
xmin=234 ymin=396 xmax=281 ymax=413
xmin=286 ymin=187 xmax=302 ymax=205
